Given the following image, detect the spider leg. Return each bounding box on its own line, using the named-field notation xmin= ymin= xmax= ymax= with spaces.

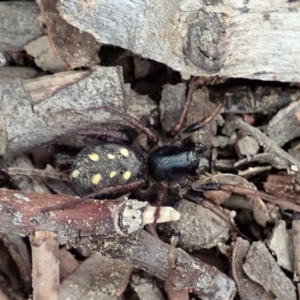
xmin=183 ymin=190 xmax=245 ymax=238
xmin=183 ymin=103 xmax=223 ymax=134
xmin=195 ymin=183 xmax=300 ymax=213
xmin=41 ymin=179 xmax=145 ymax=213
xmin=172 ymin=76 xmax=218 ymax=135
xmin=99 ymin=107 xmax=158 ymax=146
xmin=77 ymin=128 xmax=134 ymax=143
xmin=153 ymin=181 xmax=168 ymax=224
xmin=172 ymin=77 xmax=201 ymax=135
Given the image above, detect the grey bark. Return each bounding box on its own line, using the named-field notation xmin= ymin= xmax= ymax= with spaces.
xmin=0 ymin=2 xmax=43 ymax=51
xmin=59 ymin=0 xmax=300 ymax=82
xmin=0 ymin=66 xmax=156 ymax=159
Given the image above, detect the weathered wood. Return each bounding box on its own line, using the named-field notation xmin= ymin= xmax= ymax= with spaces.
xmin=24 ymin=36 xmax=68 ymax=73
xmin=267 ymin=100 xmax=300 ymax=147
xmin=0 ymin=67 xmax=123 ymax=158
xmin=243 ymin=241 xmax=296 ymax=300
xmin=59 ymin=0 xmax=300 ymax=82
xmin=292 ymin=219 xmax=300 ymax=298
xmin=0 ymin=67 xmax=40 ymax=82
xmin=0 ymin=66 xmax=156 ymax=159
xmin=90 ymin=230 xmax=236 ymax=300
xmin=0 ymin=186 xmax=236 ymax=299
xmin=0 ymin=2 xmax=43 ymax=51
xmin=0 ymin=189 xmax=164 ymax=242
xmin=59 ymin=254 xmax=133 ymax=299
xmin=232 ymin=238 xmax=275 ymax=300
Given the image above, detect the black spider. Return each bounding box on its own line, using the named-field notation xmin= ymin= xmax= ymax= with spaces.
xmin=42 ymin=78 xmax=222 ymax=216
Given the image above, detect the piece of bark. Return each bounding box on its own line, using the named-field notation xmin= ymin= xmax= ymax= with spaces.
xmin=36 ymin=0 xmax=100 ymax=69
xmin=59 ymin=247 xmax=79 ymax=282
xmin=264 ymin=174 xmax=300 ymax=201
xmin=267 ymin=100 xmax=300 ymax=147
xmin=0 ymin=236 xmax=26 ymax=292
xmin=0 ymin=233 xmax=31 ymax=293
xmin=60 ymin=253 xmax=132 ymax=300
xmin=212 ymin=136 xmax=229 ymax=148
xmin=292 ymin=219 xmax=300 ymax=298
xmin=31 ymin=231 xmax=59 ymax=300
xmin=0 ymin=67 xmax=40 ymax=82
xmin=243 ymin=241 xmax=296 ymax=300
xmin=131 ymin=274 xmax=165 ymax=300
xmin=59 ymin=0 xmax=300 ymax=82
xmin=0 ymin=2 xmax=43 ymax=52
xmin=266 ymin=220 xmax=294 ymax=272
xmin=232 ymin=238 xmax=275 ymax=300
xmin=25 ymin=36 xmax=67 ymax=73
xmin=0 ymin=66 xmax=156 ymax=159
xmin=210 ymin=84 xmax=300 ymax=114
xmin=164 ymin=200 xmax=230 ymax=250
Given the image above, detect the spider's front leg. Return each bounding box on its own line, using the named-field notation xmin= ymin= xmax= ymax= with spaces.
xmin=182 ymin=188 xmax=242 ymax=236
xmin=41 ymin=179 xmax=145 ymax=213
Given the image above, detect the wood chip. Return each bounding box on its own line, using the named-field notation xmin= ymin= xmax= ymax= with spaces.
xmin=243 ymin=241 xmax=296 ymax=300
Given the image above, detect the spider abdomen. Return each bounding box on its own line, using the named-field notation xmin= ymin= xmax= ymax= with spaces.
xmin=70 ymin=142 xmax=146 ymax=194
xmin=148 ymin=146 xmax=200 ymax=182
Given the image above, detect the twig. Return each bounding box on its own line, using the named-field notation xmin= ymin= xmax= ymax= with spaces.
xmin=0 ymin=189 xmax=179 ymax=242
xmin=88 ymin=230 xmax=237 ymax=300
xmin=30 ymin=231 xmax=59 ymax=300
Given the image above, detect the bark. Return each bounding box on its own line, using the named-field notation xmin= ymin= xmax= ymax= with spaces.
xmin=0 ymin=2 xmax=43 ymax=51
xmin=58 ymin=0 xmax=300 ymax=82
xmin=0 ymin=66 xmax=155 ymax=159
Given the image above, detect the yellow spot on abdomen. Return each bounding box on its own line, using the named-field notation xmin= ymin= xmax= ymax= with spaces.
xmin=120 ymin=148 xmax=129 ymax=157
xmin=107 ymin=153 xmax=115 ymax=159
xmin=71 ymin=170 xmax=80 ymax=178
xmin=123 ymin=171 xmax=131 ymax=180
xmin=92 ymin=174 xmax=102 ymax=185
xmin=109 ymin=171 xmax=117 ymax=178
xmin=88 ymin=153 xmax=99 ymax=161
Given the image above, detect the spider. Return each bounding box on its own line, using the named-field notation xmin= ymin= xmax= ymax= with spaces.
xmin=41 ymin=77 xmax=223 ymax=217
